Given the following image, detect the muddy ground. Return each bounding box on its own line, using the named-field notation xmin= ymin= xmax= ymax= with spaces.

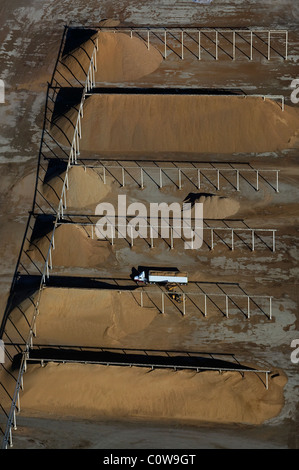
xmin=0 ymin=0 xmax=298 ymax=450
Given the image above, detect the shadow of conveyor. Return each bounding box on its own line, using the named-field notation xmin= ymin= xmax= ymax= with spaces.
xmin=42 ymin=159 xmax=68 ymax=185
xmin=13 ymin=274 xmax=138 ymax=291
xmin=62 ymin=28 xmax=98 ymax=57
xmin=50 ymin=87 xmax=83 ymax=124
xmin=11 ymin=347 xmax=255 ymax=374
xmin=0 ymin=278 xmax=41 ymax=327
xmin=29 ymin=214 xmax=56 ymax=243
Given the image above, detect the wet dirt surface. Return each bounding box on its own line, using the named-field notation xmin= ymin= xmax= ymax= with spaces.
xmin=0 ymin=0 xmax=298 ymax=450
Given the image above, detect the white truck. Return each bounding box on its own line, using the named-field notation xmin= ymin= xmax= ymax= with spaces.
xmin=134 ymin=270 xmax=188 ymax=285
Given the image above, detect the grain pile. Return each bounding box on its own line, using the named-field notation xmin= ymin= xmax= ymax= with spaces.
xmin=9 ymin=288 xmax=158 ymax=347
xmin=28 ymin=224 xmax=113 ymax=268
xmin=57 ymin=31 xmax=163 ymax=83
xmin=42 ymin=165 xmax=112 ymax=209
xmin=1 ymin=362 xmax=286 ymax=426
xmin=51 ymin=94 xmax=299 ymax=155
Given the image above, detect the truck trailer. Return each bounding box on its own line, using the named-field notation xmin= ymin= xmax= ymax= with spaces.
xmin=134 ymin=270 xmax=188 ymax=285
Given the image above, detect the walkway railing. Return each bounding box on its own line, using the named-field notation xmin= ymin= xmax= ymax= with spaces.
xmin=136 ymin=288 xmax=274 ymax=320
xmin=24 ymin=355 xmax=272 ymax=390
xmin=58 ymin=220 xmax=277 ymax=252
xmin=96 ymin=26 xmax=289 ymax=61
xmin=75 ymin=162 xmax=280 ymax=193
